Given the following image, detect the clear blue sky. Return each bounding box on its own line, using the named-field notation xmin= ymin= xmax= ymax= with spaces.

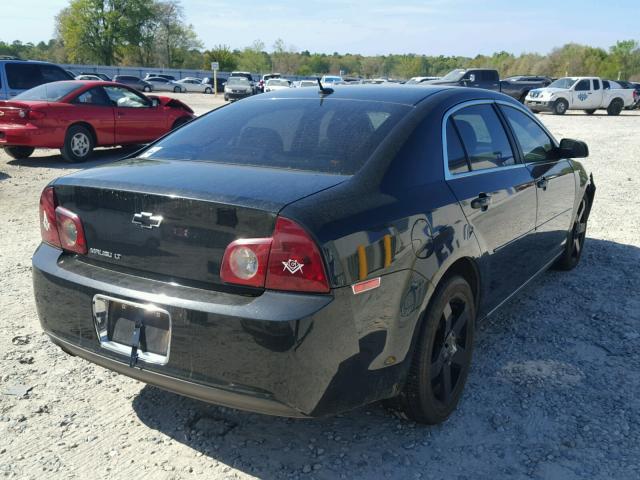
xmin=3 ymin=0 xmax=637 ymax=56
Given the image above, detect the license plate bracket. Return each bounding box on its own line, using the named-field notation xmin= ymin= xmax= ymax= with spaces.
xmin=92 ymin=295 xmax=171 ymax=366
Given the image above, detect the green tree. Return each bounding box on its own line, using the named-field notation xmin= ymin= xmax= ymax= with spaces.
xmin=203 ymin=44 xmax=237 ymax=71
xmin=237 ymin=40 xmax=271 ymax=73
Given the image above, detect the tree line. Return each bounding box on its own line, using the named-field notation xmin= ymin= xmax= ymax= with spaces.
xmin=0 ymin=0 xmax=639 ymax=80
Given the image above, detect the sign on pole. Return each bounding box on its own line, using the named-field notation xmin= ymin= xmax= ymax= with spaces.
xmin=211 ymin=62 xmax=219 ymax=97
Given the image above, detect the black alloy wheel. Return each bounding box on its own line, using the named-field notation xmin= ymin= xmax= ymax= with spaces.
xmin=396 ymin=275 xmax=475 ymax=424
xmin=555 ymin=197 xmax=589 ymax=270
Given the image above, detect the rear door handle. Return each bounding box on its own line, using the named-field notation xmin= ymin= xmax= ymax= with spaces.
xmin=536 ymin=177 xmax=548 ymax=190
xmin=471 ymin=193 xmax=492 ymax=211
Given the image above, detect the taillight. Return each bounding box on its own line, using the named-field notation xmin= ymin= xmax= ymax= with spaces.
xmin=39 ymin=187 xmax=61 ymax=248
xmin=27 ymin=110 xmax=46 ymax=120
xmin=55 ymin=207 xmax=87 ymax=254
xmin=220 ymin=238 xmax=272 ymax=287
xmin=265 ymin=217 xmax=329 ymax=293
xmin=220 ymin=217 xmax=330 ymax=293
xmin=38 ymin=186 xmax=87 ymax=254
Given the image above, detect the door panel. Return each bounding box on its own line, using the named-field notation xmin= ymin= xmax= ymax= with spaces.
xmin=103 ymin=85 xmax=167 ymax=144
xmin=528 ymin=160 xmax=576 ymax=261
xmin=572 ymin=79 xmax=599 ymax=109
xmin=447 ymin=167 xmax=538 ymax=311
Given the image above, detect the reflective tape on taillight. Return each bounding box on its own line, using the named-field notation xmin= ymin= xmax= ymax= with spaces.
xmin=220 ymin=238 xmax=272 ymax=287
xmin=55 ymin=207 xmax=87 ymax=254
xmin=219 ymin=217 xmax=330 ymax=293
xmin=39 ymin=186 xmax=61 ymax=248
xmin=265 ymin=217 xmax=329 ymax=293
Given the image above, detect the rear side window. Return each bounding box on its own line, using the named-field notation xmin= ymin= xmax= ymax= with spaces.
xmin=575 ymin=79 xmax=590 ymax=91
xmin=483 ymin=70 xmax=499 ymax=82
xmin=593 ymin=79 xmax=601 ymax=90
xmin=451 ymin=104 xmax=515 ymax=171
xmin=500 ymin=106 xmax=554 ymax=163
xmin=73 ymin=87 xmax=112 ymax=106
xmin=446 ymin=119 xmax=470 ymax=174
xmin=142 ymin=98 xmax=411 ymax=175
xmin=6 ymin=63 xmax=69 ymax=90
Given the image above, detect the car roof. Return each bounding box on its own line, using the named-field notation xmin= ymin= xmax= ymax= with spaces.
xmin=254 ymin=84 xmax=470 ymax=106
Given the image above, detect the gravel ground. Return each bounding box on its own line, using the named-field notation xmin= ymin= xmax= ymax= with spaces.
xmin=0 ymin=97 xmax=639 ymax=479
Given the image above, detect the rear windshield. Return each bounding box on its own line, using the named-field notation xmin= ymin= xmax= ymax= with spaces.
xmin=142 ymin=98 xmax=411 ymax=175
xmin=14 ymin=81 xmax=80 ymax=101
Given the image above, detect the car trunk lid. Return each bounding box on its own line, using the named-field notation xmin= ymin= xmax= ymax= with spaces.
xmin=0 ymin=101 xmax=44 ymax=124
xmin=53 ymin=158 xmax=346 ymax=289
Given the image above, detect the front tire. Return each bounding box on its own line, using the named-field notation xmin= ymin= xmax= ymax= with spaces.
xmin=143 ymin=86 xmax=151 ymax=92
xmin=555 ymin=196 xmax=589 ymax=270
xmin=607 ymin=99 xmax=623 ymax=116
xmin=553 ymin=98 xmax=568 ymax=115
xmin=204 ymin=87 xmax=212 ymax=94
xmin=395 ymin=276 xmax=476 ymax=424
xmin=171 ymin=117 xmax=191 ymax=130
xmin=173 ymin=86 xmax=181 ymax=93
xmin=60 ymin=125 xmax=94 ymax=163
xmin=4 ymin=146 xmax=35 ymax=160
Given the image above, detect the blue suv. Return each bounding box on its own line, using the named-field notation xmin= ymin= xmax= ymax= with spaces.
xmin=0 ymin=58 xmax=73 ymax=100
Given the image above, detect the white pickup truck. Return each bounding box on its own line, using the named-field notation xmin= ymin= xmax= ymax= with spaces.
xmin=525 ymin=77 xmax=635 ymax=115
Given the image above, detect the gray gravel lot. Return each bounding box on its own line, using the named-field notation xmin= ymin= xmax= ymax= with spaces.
xmin=0 ymin=96 xmax=639 ymax=479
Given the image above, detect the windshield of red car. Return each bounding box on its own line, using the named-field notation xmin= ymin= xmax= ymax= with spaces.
xmin=14 ymin=81 xmax=81 ymax=102
xmin=140 ymin=98 xmax=411 ymax=175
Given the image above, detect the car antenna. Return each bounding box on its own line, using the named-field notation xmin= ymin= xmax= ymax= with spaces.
xmin=317 ymin=78 xmax=334 ymax=95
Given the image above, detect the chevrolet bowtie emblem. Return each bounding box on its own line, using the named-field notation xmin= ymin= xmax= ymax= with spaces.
xmin=131 ymin=212 xmax=163 ymax=229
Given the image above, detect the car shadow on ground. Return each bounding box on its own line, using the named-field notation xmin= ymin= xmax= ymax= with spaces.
xmin=6 ymin=146 xmax=140 ymax=169
xmin=131 ymin=237 xmax=640 ymax=479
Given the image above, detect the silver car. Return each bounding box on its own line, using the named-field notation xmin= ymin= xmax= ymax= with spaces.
xmin=176 ymin=77 xmax=213 ymax=94
xmin=145 ymin=77 xmax=186 ymax=93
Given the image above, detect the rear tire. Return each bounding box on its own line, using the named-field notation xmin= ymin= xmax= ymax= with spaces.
xmin=60 ymin=125 xmax=94 ymax=163
xmin=4 ymin=146 xmax=35 ymax=160
xmin=143 ymin=86 xmax=151 ymax=92
xmin=224 ymin=94 xmax=229 ymax=101
xmin=607 ymin=99 xmax=623 ymax=116
xmin=584 ymin=109 xmax=596 ymax=115
xmin=173 ymin=86 xmax=181 ymax=93
xmin=555 ymin=196 xmax=590 ymax=271
xmin=394 ymin=276 xmax=476 ymax=424
xmin=553 ymin=98 xmax=568 ymax=115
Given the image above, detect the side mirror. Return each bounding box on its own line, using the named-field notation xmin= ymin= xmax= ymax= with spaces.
xmin=559 ymin=138 xmax=589 ymax=158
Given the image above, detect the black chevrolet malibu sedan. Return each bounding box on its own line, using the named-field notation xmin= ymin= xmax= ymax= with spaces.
xmin=33 ymin=85 xmax=595 ymax=424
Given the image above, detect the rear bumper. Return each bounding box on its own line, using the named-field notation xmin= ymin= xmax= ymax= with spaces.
xmin=32 ymin=243 xmax=407 ymax=417
xmin=47 ymin=332 xmax=305 ymax=417
xmin=0 ymin=123 xmax=48 ymax=147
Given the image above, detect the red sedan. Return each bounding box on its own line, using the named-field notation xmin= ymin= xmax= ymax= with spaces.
xmin=0 ymin=81 xmax=195 ymax=162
